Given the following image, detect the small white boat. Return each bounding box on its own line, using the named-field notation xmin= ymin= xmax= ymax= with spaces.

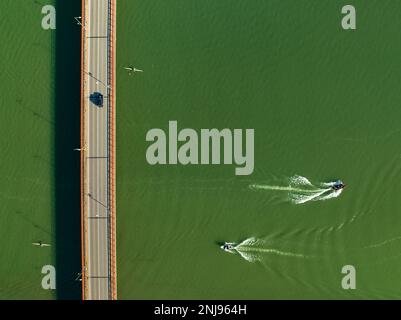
xmin=220 ymin=242 xmax=237 ymax=253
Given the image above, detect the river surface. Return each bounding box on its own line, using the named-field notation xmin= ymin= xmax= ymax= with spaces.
xmin=116 ymin=0 xmax=401 ymax=299
xmin=1 ymin=0 xmax=400 ymax=300
xmin=0 ymin=0 xmax=56 ymax=299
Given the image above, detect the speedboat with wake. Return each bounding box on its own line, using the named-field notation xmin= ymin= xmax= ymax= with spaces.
xmin=221 ymin=242 xmax=237 ymax=253
xmin=332 ymin=180 xmax=346 ymax=191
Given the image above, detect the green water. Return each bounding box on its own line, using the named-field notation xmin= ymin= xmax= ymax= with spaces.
xmin=1 ymin=0 xmax=401 ymax=300
xmin=117 ymin=0 xmax=401 ymax=299
xmin=0 ymin=0 xmax=56 ymax=299
xmin=0 ymin=0 xmax=82 ymax=299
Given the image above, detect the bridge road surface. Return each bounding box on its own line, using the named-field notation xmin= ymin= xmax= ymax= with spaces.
xmin=82 ymin=0 xmax=112 ymax=300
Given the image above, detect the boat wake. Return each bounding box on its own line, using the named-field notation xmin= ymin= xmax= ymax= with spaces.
xmin=249 ymin=175 xmax=343 ymax=204
xmin=232 ymin=237 xmax=307 ymax=263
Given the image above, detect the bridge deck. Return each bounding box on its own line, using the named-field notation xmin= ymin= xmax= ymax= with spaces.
xmin=81 ymin=0 xmax=117 ymax=300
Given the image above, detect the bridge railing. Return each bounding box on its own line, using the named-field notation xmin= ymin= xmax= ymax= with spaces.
xmin=107 ymin=0 xmax=118 ymax=300
xmin=80 ymin=0 xmax=88 ymax=301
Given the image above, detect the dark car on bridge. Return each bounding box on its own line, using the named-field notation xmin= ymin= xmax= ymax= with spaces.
xmin=89 ymin=92 xmax=104 ymax=107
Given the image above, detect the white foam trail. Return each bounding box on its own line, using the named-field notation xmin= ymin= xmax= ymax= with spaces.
xmin=290 ymin=175 xmax=314 ymax=186
xmin=237 ymin=247 xmax=307 ymax=258
xmin=290 ymin=188 xmax=328 ymax=204
xmin=250 ymin=175 xmax=341 ymax=204
xmin=291 ymin=188 xmax=337 ymax=204
xmin=236 ymin=250 xmax=260 ymax=262
xmin=363 ymin=235 xmax=401 ymax=249
xmin=233 ymin=237 xmax=307 ymax=263
xmin=249 ymin=184 xmax=322 ymax=193
xmin=317 ymin=188 xmax=343 ymax=201
xmin=237 ymin=237 xmax=260 ymax=247
xmin=321 ymin=181 xmax=337 ymax=187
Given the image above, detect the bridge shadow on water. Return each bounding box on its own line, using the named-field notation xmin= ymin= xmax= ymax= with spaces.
xmin=54 ymin=0 xmax=82 ymax=299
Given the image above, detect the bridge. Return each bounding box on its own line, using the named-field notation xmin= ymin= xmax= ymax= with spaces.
xmin=80 ymin=0 xmax=117 ymax=300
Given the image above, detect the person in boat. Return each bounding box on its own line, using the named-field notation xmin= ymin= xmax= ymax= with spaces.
xmin=223 ymin=243 xmax=235 ymax=250
xmin=332 ymin=180 xmax=346 ymax=191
